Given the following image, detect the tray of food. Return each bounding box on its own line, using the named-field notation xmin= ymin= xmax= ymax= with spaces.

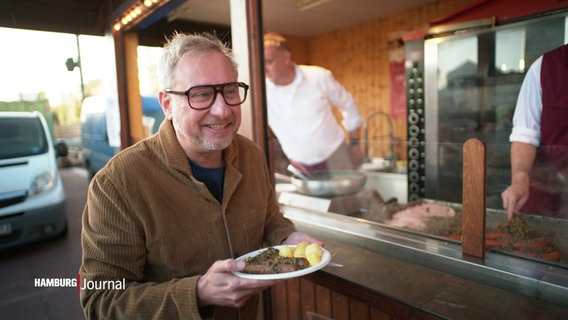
xmin=233 ymin=242 xmax=331 ymax=280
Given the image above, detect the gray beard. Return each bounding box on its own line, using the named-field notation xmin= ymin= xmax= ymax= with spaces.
xmin=190 ymin=134 xmax=234 ymax=151
xmin=172 ymin=117 xmax=235 ymax=151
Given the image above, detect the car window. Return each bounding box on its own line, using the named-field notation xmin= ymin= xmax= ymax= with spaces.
xmin=0 ymin=117 xmax=48 ymax=159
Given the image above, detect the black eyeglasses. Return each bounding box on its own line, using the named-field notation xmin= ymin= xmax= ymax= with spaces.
xmin=165 ymin=82 xmax=249 ymax=110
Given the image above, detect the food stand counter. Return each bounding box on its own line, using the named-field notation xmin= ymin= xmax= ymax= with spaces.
xmin=268 ymin=205 xmax=568 ymax=319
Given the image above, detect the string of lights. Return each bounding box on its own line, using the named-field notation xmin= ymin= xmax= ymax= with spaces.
xmin=113 ymin=0 xmax=167 ymax=31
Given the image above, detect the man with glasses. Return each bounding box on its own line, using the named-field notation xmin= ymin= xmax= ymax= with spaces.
xmin=79 ymin=32 xmax=322 ymax=319
xmin=263 ymin=32 xmax=364 ymax=174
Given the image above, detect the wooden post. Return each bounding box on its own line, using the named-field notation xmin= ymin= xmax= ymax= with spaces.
xmin=112 ymin=30 xmax=144 ymax=149
xmin=462 ymin=138 xmax=486 ymax=259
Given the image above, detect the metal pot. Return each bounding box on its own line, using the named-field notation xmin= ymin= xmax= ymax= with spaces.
xmin=290 ymin=170 xmax=367 ymax=197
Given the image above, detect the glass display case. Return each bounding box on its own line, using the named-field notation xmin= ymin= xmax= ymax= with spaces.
xmin=269 ymin=10 xmax=568 ymax=307
xmin=424 ymin=12 xmax=568 ymax=209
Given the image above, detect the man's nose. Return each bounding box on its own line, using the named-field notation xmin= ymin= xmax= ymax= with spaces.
xmin=208 ymin=92 xmax=232 ymax=115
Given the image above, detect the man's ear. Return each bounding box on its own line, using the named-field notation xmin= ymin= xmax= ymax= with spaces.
xmin=283 ymin=50 xmax=292 ymax=65
xmin=159 ymin=91 xmax=173 ymax=120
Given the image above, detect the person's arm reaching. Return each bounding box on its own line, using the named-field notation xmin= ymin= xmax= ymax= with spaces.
xmin=501 ymin=141 xmax=537 ymax=219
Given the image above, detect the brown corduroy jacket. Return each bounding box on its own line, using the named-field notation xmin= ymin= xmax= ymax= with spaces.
xmin=79 ymin=120 xmax=296 ymax=319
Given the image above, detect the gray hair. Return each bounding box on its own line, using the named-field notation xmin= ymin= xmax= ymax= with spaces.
xmin=157 ymin=32 xmax=238 ymax=90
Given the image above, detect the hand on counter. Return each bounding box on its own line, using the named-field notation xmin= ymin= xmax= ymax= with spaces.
xmin=501 ymin=182 xmax=529 ymax=220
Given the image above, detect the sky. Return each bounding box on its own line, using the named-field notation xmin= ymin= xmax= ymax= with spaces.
xmin=0 ymin=27 xmax=160 ymax=106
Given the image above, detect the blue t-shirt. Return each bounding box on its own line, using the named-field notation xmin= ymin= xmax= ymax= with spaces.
xmin=190 ymin=160 xmax=225 ymax=203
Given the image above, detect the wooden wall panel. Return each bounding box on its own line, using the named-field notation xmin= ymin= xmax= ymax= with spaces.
xmin=315 ymin=284 xmax=332 ymax=317
xmin=300 ymin=277 xmax=315 ymax=318
xmin=370 ymin=307 xmax=394 ymax=320
xmin=281 ymin=0 xmax=477 ymax=160
xmin=287 ymin=277 xmax=302 ymax=318
xmin=285 ymin=36 xmax=310 ymax=65
xmin=350 ymin=299 xmax=371 ymax=319
xmin=272 ymin=282 xmax=288 ymax=320
xmin=331 ymin=291 xmax=350 ymax=319
xmin=270 ymin=275 xmax=443 ymax=320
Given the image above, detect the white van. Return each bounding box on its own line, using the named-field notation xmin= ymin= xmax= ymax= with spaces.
xmin=0 ymin=111 xmax=68 ymax=250
xmin=80 ymin=96 xmax=164 ymax=180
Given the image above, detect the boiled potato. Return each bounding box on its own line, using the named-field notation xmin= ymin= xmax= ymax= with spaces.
xmin=293 ymin=241 xmax=308 ymax=258
xmin=305 ymin=243 xmax=323 ymax=266
xmin=306 ymin=253 xmax=321 ymax=266
xmin=279 ymin=245 xmax=294 ymax=258
xmin=305 ymin=243 xmax=322 ymax=257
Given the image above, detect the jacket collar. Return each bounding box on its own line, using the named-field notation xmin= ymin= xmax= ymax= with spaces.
xmin=156 ymin=119 xmax=240 ymax=176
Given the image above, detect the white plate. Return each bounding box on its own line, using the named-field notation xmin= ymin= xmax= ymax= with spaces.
xmin=233 ymin=245 xmax=331 ymax=280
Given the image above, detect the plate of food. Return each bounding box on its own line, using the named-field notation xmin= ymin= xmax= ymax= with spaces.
xmin=233 ymin=243 xmax=331 ymax=280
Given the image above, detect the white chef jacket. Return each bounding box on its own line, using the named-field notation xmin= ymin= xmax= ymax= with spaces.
xmin=509 ymin=56 xmax=543 ymax=147
xmin=266 ymin=64 xmax=363 ymax=165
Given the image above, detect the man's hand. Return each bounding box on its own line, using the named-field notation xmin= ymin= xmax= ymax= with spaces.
xmin=282 ymin=232 xmax=324 ymax=247
xmin=501 ymin=182 xmax=529 ymax=220
xmin=349 ymin=145 xmax=364 ymax=168
xmin=502 ymin=142 xmax=536 ymax=220
xmin=196 ymin=259 xmax=280 ymax=308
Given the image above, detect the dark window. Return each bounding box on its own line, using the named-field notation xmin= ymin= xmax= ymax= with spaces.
xmin=0 ymin=117 xmax=48 ymax=159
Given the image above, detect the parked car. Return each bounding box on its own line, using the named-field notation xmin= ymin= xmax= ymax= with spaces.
xmin=80 ymin=96 xmax=164 ymax=180
xmin=0 ymin=111 xmax=68 ymax=250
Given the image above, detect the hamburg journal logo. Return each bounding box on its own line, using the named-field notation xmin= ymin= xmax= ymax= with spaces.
xmin=34 ymin=275 xmax=126 ymax=293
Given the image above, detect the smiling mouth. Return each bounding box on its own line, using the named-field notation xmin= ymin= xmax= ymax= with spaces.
xmin=207 ymin=123 xmax=229 ymax=130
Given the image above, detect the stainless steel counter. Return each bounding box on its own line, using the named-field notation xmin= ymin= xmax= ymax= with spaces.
xmin=281 ymin=205 xmax=568 ymax=308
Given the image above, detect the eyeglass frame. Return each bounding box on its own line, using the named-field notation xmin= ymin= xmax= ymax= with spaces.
xmin=165 ymin=82 xmax=250 ymax=110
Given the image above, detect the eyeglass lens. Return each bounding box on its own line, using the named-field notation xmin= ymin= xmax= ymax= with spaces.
xmin=189 ymin=83 xmax=246 ymax=109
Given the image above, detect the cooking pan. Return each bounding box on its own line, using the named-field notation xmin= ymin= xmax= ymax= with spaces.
xmin=289 ymin=169 xmax=367 ymax=197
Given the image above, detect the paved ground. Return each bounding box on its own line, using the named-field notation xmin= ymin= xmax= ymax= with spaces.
xmin=0 ymin=167 xmax=88 ymax=320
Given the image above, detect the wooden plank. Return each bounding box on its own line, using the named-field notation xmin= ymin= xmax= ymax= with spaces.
xmin=314 ymin=284 xmax=332 ymax=317
xmin=370 ymin=307 xmax=393 ymax=320
xmin=350 ymin=299 xmax=370 ymax=319
xmin=331 ymin=291 xmax=350 ymax=320
xmin=287 ymin=277 xmax=301 ymax=318
xmin=300 ymin=278 xmax=315 ymax=319
xmin=271 ymin=282 xmax=288 ymax=320
xmin=462 ymin=138 xmax=487 ymax=259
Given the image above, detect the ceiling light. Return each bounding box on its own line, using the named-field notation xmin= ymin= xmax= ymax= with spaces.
xmin=113 ymin=0 xmax=169 ymax=32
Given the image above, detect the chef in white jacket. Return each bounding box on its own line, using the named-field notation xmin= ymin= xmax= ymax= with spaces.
xmin=263 ymin=32 xmax=364 ymax=174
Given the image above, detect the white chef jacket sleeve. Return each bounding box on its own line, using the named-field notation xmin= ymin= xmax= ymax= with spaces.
xmin=322 ymin=69 xmax=364 ymax=131
xmin=509 ymin=56 xmax=543 ymax=147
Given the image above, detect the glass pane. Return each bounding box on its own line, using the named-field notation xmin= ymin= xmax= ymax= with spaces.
xmin=495 ymin=28 xmax=525 ymax=74
xmin=427 ymin=14 xmax=568 ymax=210
xmin=270 ymin=13 xmax=568 ymax=270
xmin=437 ymin=37 xmax=477 ymax=90
xmin=0 ymin=117 xmax=47 ymax=159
